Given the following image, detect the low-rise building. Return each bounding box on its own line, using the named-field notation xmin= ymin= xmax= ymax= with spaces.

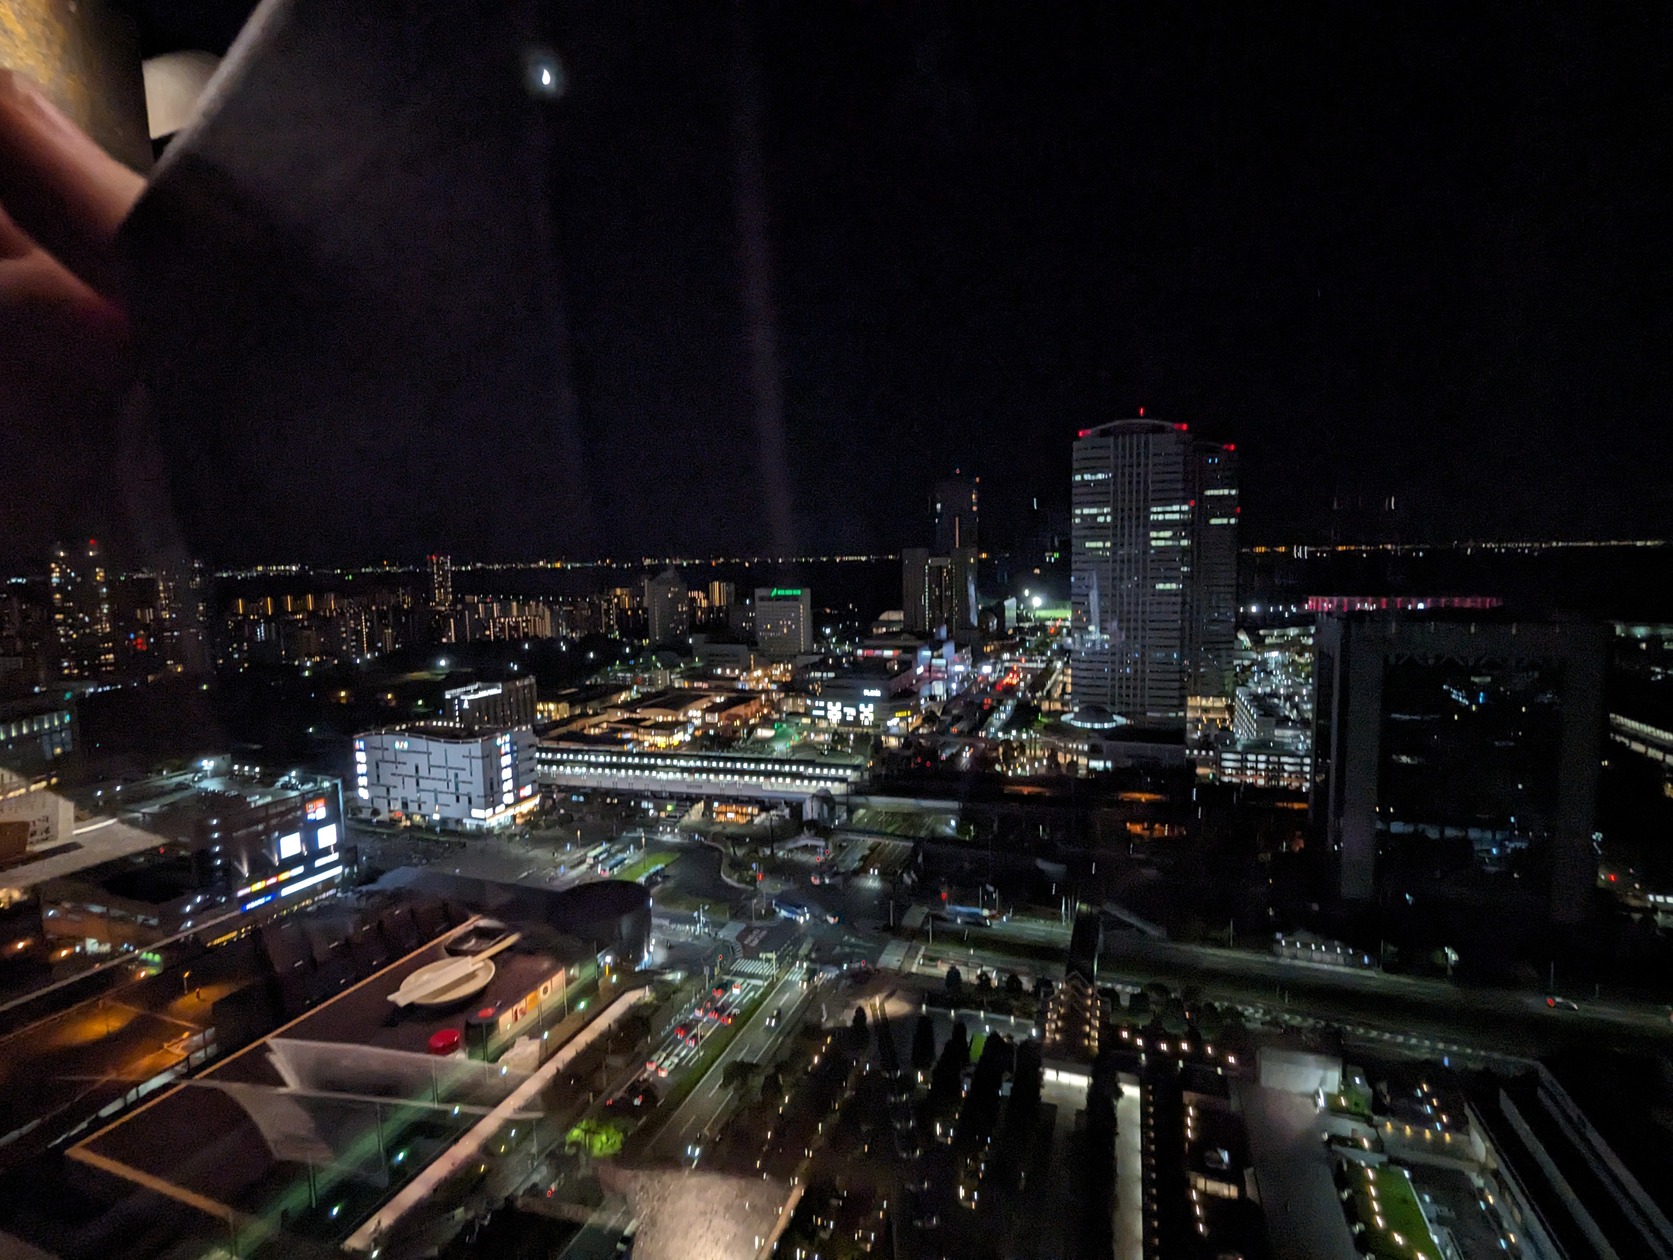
xmin=444 ymin=676 xmax=536 ymax=731
xmin=355 ymin=725 xmax=539 ymax=830
xmin=12 ymin=764 xmax=347 ymax=958
xmin=536 ymin=738 xmax=864 ymax=807
xmin=0 ymin=779 xmax=76 ymax=851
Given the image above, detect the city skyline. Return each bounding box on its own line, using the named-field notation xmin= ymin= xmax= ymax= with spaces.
xmin=6 ymin=6 xmax=1673 ymax=1260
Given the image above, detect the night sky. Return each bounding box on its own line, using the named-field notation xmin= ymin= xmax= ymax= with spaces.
xmin=11 ymin=1 xmax=1673 ymax=568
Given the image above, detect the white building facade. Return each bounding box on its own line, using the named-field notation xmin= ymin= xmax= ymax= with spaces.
xmin=354 ymin=725 xmax=539 ymax=830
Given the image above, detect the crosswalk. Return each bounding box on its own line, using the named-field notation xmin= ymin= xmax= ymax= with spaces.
xmin=729 ymin=957 xmax=777 ymax=980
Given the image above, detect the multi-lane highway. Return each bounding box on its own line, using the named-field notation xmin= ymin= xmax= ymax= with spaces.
xmin=640 ymin=968 xmax=808 ymax=1164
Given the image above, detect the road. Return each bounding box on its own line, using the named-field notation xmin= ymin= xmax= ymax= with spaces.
xmin=1096 ymin=933 xmax=1673 ymax=1056
xmin=639 ymin=969 xmax=808 ymax=1165
xmin=553 ymin=1197 xmax=637 ymax=1260
xmin=373 ymin=808 xmax=1673 ymax=1068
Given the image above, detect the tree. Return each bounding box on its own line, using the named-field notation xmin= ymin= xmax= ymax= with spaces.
xmin=565 ymin=1118 xmax=624 ymax=1159
xmin=722 ymin=1059 xmax=760 ymax=1092
xmin=945 ymin=965 xmax=963 ymax=997
xmin=927 ymin=1029 xmax=968 ymax=1125
xmin=853 ymin=1005 xmax=869 ymax=1032
xmin=1003 ymin=971 xmax=1024 ymax=997
xmin=948 ymin=1018 xmax=969 ymax=1066
xmin=761 ymin=1066 xmax=785 ymax=1102
xmin=975 ymin=969 xmax=993 ymax=995
xmin=911 ymin=1013 xmax=937 ymax=1077
xmin=1160 ymin=999 xmax=1190 ymax=1037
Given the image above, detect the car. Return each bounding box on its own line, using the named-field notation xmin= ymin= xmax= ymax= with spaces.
xmin=607 ymin=1079 xmax=660 ymax=1111
xmin=1546 ymin=996 xmax=1580 ymax=1011
xmin=824 ymin=911 xmax=840 ymax=925
xmin=767 ymin=1006 xmax=782 ymax=1028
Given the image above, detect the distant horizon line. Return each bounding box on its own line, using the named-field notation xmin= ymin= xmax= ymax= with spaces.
xmin=6 ymin=537 xmax=1667 ymax=582
xmin=207 ymin=535 xmax=1673 ymax=575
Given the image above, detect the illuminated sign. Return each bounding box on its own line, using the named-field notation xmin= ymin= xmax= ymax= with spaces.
xmin=278 ymin=862 xmax=342 ymax=898
xmin=316 ymin=823 xmax=338 ymax=849
xmin=767 ymin=588 xmax=803 ymax=598
xmin=278 ymin=832 xmax=304 ymax=860
xmin=305 ymin=797 xmax=329 ymax=821
xmin=236 ymin=864 xmax=306 ymax=898
xmin=498 ymin=966 xmax=567 ymax=1034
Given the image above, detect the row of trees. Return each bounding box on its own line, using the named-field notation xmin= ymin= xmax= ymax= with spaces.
xmin=1071 ymin=1057 xmax=1121 ymax=1257
xmin=944 ymin=966 xmax=1030 ymax=999
xmin=987 ymin=1039 xmax=1043 ymax=1194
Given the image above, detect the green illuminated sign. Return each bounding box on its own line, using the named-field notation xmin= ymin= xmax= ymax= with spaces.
xmin=768 ymin=588 xmax=804 ymax=597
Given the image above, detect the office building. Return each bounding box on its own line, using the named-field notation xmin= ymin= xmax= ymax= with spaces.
xmin=933 ymin=476 xmax=979 ymax=552
xmin=49 ymin=540 xmax=115 ymax=679
xmin=691 ymin=634 xmax=762 ymax=678
xmin=442 ymin=598 xmax=555 ymax=643
xmin=708 ymin=580 xmax=736 ymax=612
xmin=902 ymin=546 xmax=977 ymax=637
xmin=0 ymin=693 xmax=76 ymax=779
xmin=812 ymin=664 xmax=918 ymax=730
xmin=1206 ymin=626 xmax=1314 ymax=790
xmin=0 ymin=780 xmax=75 ymax=852
xmin=443 ymin=677 xmax=536 ymax=732
xmin=111 ymin=563 xmax=209 ymax=674
xmin=428 ymin=553 xmax=453 ymax=609
xmin=1068 ymin=419 xmax=1238 ymax=725
xmin=1313 ymin=614 xmax=1607 ymax=923
xmin=61 ymin=873 xmax=650 ymax=1260
xmin=1191 ymin=442 xmax=1239 ymax=697
xmin=1 ymin=586 xmax=53 ymax=685
xmin=14 ymin=764 xmax=347 ymax=955
xmin=354 ymin=725 xmax=540 ymax=830
xmin=754 ymin=586 xmax=813 ymax=656
xmin=902 ymin=548 xmax=940 ymax=635
xmin=1025 ymin=497 xmax=1070 ymax=573
xmin=644 ymin=567 xmax=688 ymax=645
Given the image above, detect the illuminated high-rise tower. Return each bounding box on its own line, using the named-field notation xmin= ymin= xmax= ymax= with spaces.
xmin=428 ymin=553 xmax=453 ymax=609
xmin=1069 ymin=420 xmax=1238 ymax=723
xmin=933 ymin=476 xmax=979 ymax=553
xmin=49 ymin=540 xmax=115 ymax=679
